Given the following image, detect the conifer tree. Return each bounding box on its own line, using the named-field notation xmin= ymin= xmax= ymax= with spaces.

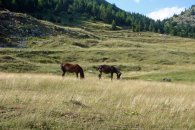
xmin=111 ymin=20 xmax=117 ymax=30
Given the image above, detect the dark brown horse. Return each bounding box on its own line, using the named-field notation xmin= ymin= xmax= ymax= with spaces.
xmin=97 ymin=65 xmax=122 ymax=80
xmin=60 ymin=63 xmax=84 ymax=79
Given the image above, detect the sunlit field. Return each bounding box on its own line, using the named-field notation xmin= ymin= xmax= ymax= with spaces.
xmin=0 ymin=73 xmax=194 ymax=129
xmin=1 ymin=10 xmax=195 ymax=129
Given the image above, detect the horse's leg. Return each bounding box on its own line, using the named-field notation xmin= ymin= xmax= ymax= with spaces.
xmin=99 ymin=71 xmax=102 ymax=79
xmin=76 ymin=72 xmax=79 ymax=78
xmin=111 ymin=73 xmax=113 ymax=80
xmin=62 ymin=71 xmax=66 ymax=77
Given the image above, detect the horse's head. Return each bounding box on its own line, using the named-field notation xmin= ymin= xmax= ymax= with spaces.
xmin=92 ymin=66 xmax=99 ymax=71
xmin=117 ymin=72 xmax=122 ymax=79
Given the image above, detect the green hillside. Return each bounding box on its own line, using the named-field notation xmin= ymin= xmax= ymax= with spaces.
xmin=162 ymin=5 xmax=195 ymax=38
xmin=171 ymin=5 xmax=195 ymax=26
xmin=0 ymin=2 xmax=195 ymax=129
xmin=0 ymin=0 xmax=153 ymax=28
xmin=0 ymin=10 xmax=195 ymax=83
xmin=0 ymin=0 xmax=195 ymax=82
xmin=0 ymin=9 xmax=98 ymax=47
xmin=0 ymin=10 xmax=63 ymax=47
xmin=1 ymin=0 xmax=195 ymax=38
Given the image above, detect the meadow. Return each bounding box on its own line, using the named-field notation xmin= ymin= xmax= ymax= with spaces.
xmin=0 ymin=15 xmax=195 ymax=129
xmin=1 ymin=27 xmax=195 ymax=83
xmin=0 ymin=73 xmax=194 ymax=129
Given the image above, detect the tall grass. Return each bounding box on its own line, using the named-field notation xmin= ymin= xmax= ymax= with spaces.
xmin=0 ymin=73 xmax=194 ymax=129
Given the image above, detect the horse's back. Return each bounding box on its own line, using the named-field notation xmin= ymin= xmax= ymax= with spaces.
xmin=98 ymin=65 xmax=112 ymax=73
xmin=98 ymin=65 xmax=120 ymax=73
xmin=61 ymin=63 xmax=83 ymax=71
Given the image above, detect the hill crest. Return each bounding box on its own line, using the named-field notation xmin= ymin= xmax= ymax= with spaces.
xmin=171 ymin=5 xmax=195 ymax=26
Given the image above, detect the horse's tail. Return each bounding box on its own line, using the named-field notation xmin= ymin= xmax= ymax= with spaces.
xmin=79 ymin=67 xmax=85 ymax=79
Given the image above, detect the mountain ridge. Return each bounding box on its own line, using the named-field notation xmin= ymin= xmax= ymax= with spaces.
xmin=162 ymin=5 xmax=195 ymax=38
xmin=170 ymin=5 xmax=195 ymax=26
xmin=0 ymin=0 xmax=195 ymax=40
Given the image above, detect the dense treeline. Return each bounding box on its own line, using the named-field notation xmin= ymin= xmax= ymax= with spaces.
xmin=0 ymin=0 xmax=152 ymax=29
xmin=162 ymin=20 xmax=195 ymax=38
xmin=0 ymin=0 xmax=195 ymax=38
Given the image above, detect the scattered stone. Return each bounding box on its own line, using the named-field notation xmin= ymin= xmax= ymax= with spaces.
xmin=163 ymin=78 xmax=172 ymax=82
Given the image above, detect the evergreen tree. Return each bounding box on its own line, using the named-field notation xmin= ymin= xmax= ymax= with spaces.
xmin=99 ymin=4 xmax=106 ymax=20
xmin=149 ymin=21 xmax=154 ymax=32
xmin=106 ymin=4 xmax=113 ymax=22
xmin=111 ymin=20 xmax=117 ymax=30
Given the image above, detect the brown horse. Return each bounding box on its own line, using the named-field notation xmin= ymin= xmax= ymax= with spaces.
xmin=97 ymin=65 xmax=122 ymax=80
xmin=60 ymin=63 xmax=84 ymax=79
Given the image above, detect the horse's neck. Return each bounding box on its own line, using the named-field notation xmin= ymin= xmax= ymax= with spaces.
xmin=115 ymin=69 xmax=120 ymax=74
xmin=112 ymin=67 xmax=118 ymax=73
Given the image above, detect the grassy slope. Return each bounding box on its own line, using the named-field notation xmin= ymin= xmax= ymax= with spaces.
xmin=0 ymin=10 xmax=195 ymax=129
xmin=0 ymin=10 xmax=96 ymax=47
xmin=1 ymin=15 xmax=195 ymax=82
xmin=0 ymin=73 xmax=194 ymax=129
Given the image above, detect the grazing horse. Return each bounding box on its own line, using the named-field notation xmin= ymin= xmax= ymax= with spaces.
xmin=60 ymin=63 xmax=84 ymax=79
xmin=97 ymin=65 xmax=122 ymax=80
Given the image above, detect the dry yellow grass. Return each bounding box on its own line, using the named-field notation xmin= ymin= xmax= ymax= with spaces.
xmin=0 ymin=73 xmax=195 ymax=129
